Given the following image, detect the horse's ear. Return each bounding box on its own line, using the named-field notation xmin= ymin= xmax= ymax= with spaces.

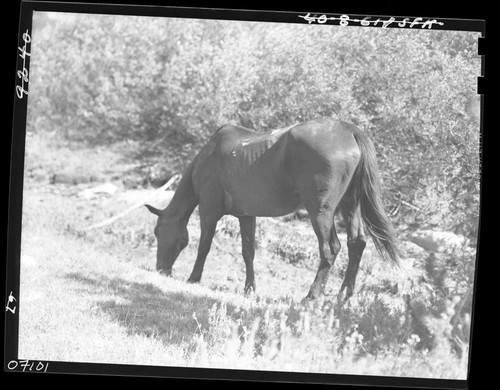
xmin=145 ymin=204 xmax=162 ymax=216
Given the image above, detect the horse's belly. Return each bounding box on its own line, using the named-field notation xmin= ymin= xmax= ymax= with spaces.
xmin=226 ymin=175 xmax=302 ymax=217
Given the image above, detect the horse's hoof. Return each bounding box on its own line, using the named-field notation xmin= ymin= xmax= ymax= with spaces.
xmin=300 ymin=297 xmax=313 ymax=308
xmin=304 ymin=288 xmax=319 ymax=301
xmin=244 ymin=287 xmax=255 ymax=296
xmin=187 ymin=278 xmax=200 ymax=284
xmin=301 ymin=293 xmax=323 ymax=308
xmin=337 ymin=288 xmax=352 ymax=306
xmin=158 ymin=268 xmax=172 ymax=277
xmin=244 ymin=282 xmax=256 ymax=296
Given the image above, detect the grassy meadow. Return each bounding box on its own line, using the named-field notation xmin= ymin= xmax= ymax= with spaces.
xmin=17 ymin=133 xmax=474 ymax=380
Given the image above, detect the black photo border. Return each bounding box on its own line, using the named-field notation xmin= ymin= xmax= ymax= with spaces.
xmin=6 ymin=1 xmax=487 ymax=389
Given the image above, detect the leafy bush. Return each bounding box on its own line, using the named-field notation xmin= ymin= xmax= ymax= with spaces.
xmin=29 ymin=13 xmax=481 ymax=239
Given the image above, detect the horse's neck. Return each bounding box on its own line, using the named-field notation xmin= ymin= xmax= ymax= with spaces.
xmin=163 ymin=168 xmax=198 ymax=225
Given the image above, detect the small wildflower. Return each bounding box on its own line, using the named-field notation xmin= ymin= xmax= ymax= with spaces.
xmin=407 ymin=334 xmax=421 ymax=347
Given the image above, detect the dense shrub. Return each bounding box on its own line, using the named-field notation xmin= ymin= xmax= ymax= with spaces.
xmin=28 ymin=13 xmax=481 ymax=238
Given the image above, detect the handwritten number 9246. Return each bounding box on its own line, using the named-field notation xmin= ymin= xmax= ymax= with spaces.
xmin=16 ymin=29 xmax=31 ymax=99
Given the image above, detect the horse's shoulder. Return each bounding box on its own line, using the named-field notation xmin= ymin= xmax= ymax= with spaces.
xmin=211 ymin=124 xmax=246 ymax=137
xmin=213 ymin=124 xmax=258 ymax=144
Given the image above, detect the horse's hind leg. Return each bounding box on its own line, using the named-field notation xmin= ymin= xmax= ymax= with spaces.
xmin=339 ymin=204 xmax=366 ymax=302
xmin=305 ymin=205 xmax=341 ymax=300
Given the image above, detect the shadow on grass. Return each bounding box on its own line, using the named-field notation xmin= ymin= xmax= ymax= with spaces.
xmin=65 ymin=272 xmax=234 ymax=347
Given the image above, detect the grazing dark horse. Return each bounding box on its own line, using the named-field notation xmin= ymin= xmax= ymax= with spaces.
xmin=145 ymin=117 xmax=398 ymax=300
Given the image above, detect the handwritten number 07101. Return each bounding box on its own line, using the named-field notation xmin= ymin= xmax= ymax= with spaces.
xmin=7 ymin=360 xmax=49 ymax=373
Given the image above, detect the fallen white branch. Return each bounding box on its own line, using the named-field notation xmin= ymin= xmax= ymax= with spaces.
xmin=400 ymin=199 xmax=421 ymax=211
xmin=84 ymin=174 xmax=180 ymax=231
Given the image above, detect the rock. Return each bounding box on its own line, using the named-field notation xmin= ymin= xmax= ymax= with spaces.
xmin=52 ymin=172 xmax=97 ymax=185
xmin=32 ymin=171 xmax=48 ymax=182
xmin=122 ymin=176 xmax=143 ymax=189
xmin=26 ymin=165 xmax=49 ymax=182
xmin=78 ymin=182 xmax=118 ymax=200
xmin=408 ymin=230 xmax=467 ymax=253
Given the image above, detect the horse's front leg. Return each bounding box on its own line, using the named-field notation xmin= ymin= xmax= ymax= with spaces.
xmin=239 ymin=216 xmax=256 ymax=294
xmin=188 ymin=207 xmax=221 ymax=283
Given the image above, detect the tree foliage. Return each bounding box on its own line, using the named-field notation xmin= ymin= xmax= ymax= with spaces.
xmin=27 ymin=13 xmax=481 ymax=238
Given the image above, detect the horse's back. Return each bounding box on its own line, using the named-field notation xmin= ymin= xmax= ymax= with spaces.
xmin=209 ymin=118 xmax=362 ymax=171
xmin=287 ymin=118 xmax=361 ymax=158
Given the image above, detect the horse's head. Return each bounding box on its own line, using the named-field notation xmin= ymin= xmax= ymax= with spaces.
xmin=145 ymin=205 xmax=189 ymax=275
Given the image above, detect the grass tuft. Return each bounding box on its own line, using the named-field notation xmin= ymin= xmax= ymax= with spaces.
xmin=18 ymin=134 xmax=475 ymax=378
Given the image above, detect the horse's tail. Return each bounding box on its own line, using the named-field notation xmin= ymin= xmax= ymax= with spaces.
xmin=348 ymin=129 xmax=399 ymax=265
